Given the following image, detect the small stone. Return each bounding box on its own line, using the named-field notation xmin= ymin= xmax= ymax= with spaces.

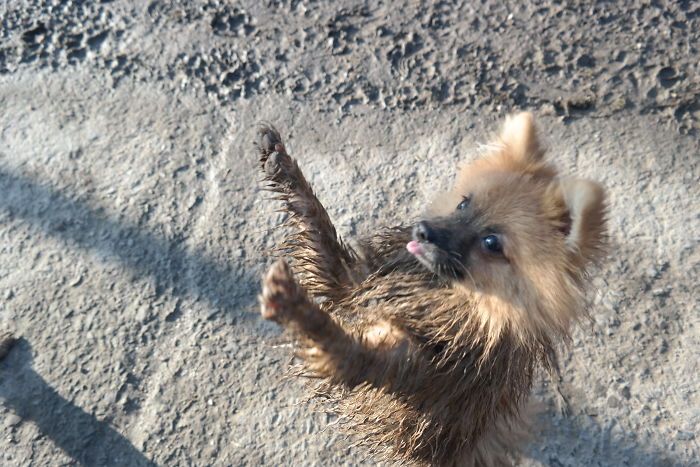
xmin=606 ymin=395 xmax=620 ymax=408
xmin=652 ymin=287 xmax=671 ymax=297
xmin=620 ymin=386 xmax=631 ymax=400
xmin=610 ymin=97 xmax=628 ymax=111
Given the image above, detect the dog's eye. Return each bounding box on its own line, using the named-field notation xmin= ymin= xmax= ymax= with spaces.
xmin=456 ymin=196 xmax=471 ymax=211
xmin=482 ymin=234 xmax=503 ymax=254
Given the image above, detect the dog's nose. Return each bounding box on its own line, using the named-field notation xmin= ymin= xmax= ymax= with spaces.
xmin=413 ymin=221 xmax=436 ymax=243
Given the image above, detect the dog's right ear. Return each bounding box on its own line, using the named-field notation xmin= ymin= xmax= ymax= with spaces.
xmin=558 ymin=178 xmax=607 ymax=267
xmin=498 ymin=112 xmax=545 ymax=166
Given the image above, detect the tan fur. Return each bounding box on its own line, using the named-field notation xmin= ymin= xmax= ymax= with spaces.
xmin=257 ymin=113 xmax=607 ymax=466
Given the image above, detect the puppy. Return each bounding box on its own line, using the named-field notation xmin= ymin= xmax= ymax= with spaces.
xmin=257 ymin=113 xmax=606 ymax=466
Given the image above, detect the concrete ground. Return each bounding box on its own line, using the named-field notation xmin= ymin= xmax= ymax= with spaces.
xmin=0 ymin=1 xmax=698 ymax=465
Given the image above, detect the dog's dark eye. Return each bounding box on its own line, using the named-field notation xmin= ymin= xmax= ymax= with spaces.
xmin=456 ymin=196 xmax=471 ymax=211
xmin=482 ymin=234 xmax=503 ymax=254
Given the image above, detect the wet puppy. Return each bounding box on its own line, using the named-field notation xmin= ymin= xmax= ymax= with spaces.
xmin=258 ymin=113 xmax=606 ymax=466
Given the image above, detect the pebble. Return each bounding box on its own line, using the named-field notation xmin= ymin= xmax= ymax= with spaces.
xmin=652 ymin=287 xmax=671 ymax=297
xmin=620 ymin=386 xmax=631 ymax=400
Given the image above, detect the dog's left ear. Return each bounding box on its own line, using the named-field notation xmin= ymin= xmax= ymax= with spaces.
xmin=499 ymin=112 xmax=545 ymax=166
xmin=557 ymin=178 xmax=607 ymax=266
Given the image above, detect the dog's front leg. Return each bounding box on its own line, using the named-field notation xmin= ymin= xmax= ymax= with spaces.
xmin=260 ymin=260 xmax=424 ymax=389
xmin=257 ymin=126 xmax=358 ymax=302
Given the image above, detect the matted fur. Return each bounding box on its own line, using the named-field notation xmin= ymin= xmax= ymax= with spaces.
xmin=257 ymin=113 xmax=607 ymax=466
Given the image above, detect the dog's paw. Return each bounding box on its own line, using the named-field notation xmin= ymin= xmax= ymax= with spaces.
xmin=256 ymin=123 xmax=293 ymax=180
xmin=260 ymin=259 xmax=298 ymax=323
xmin=257 ymin=123 xmax=286 ymax=157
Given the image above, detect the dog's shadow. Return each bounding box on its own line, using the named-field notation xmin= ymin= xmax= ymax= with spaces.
xmin=0 ymin=338 xmax=154 ymax=466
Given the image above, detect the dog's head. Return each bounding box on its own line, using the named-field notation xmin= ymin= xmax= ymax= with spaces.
xmin=407 ymin=113 xmax=607 ymax=340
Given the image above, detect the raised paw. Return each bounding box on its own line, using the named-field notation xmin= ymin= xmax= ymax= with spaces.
xmin=256 ymin=123 xmax=295 ymax=182
xmin=257 ymin=123 xmax=287 ymax=157
xmin=259 ymin=259 xmax=302 ymax=324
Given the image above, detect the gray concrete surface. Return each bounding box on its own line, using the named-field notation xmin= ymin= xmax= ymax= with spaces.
xmin=0 ymin=1 xmax=698 ymax=466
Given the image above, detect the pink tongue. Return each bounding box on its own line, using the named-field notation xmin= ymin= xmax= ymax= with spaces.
xmin=406 ymin=240 xmax=424 ymax=256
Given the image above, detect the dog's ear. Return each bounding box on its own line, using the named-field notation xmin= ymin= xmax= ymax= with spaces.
xmin=458 ymin=112 xmax=551 ymax=186
xmin=499 ymin=112 xmax=545 ymax=166
xmin=557 ymin=178 xmax=607 ymax=266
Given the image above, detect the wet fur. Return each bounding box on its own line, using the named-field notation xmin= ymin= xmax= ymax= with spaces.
xmin=257 ymin=113 xmax=607 ymax=466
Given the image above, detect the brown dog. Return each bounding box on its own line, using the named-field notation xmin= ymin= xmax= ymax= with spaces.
xmin=258 ymin=113 xmax=606 ymax=466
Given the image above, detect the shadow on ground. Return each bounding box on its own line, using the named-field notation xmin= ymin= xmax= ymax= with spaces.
xmin=0 ymin=167 xmax=262 ymax=328
xmin=0 ymin=338 xmax=155 ymax=466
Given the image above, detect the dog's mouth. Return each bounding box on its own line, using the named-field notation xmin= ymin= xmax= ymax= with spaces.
xmin=406 ymin=240 xmax=464 ymax=279
xmin=406 ymin=239 xmax=426 ymax=257
xmin=406 ymin=240 xmax=437 ymax=271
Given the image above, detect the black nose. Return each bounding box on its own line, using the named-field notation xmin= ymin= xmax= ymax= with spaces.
xmin=413 ymin=221 xmax=436 ymax=243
